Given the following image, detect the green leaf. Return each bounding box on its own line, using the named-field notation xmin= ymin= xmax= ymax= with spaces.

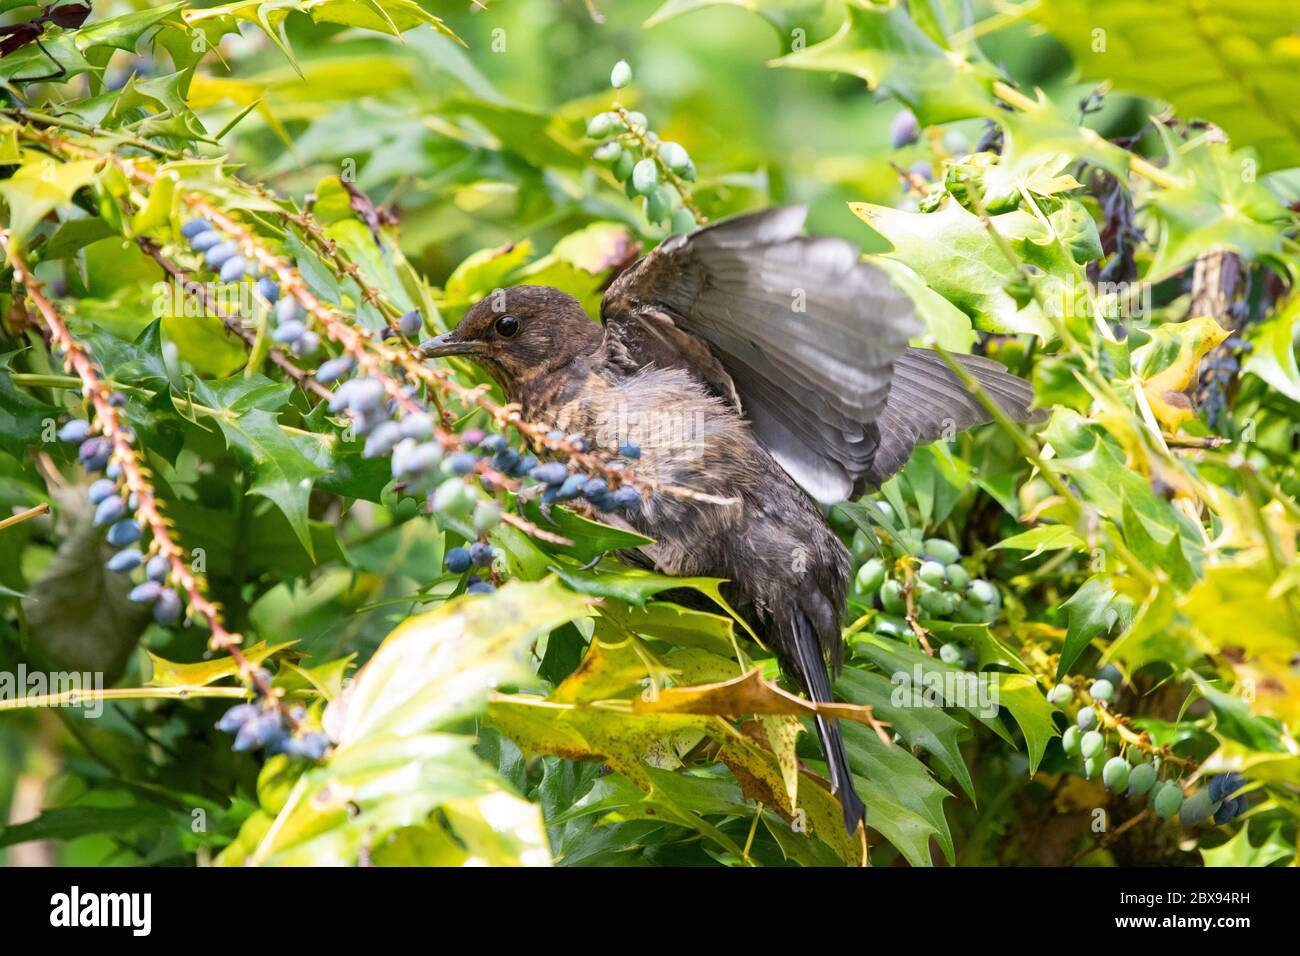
xmin=191 ymin=375 xmax=326 ymax=558
xmin=1057 ymin=574 xmax=1121 ymax=679
xmin=1190 ymin=674 xmax=1287 ymax=753
xmin=867 ymin=256 xmax=976 ymax=352
xmin=1142 ymin=134 xmax=1291 ymax=280
xmin=0 ymin=805 xmax=172 ymax=849
xmin=1200 ymin=823 xmax=1294 ymax=868
xmin=552 ymin=562 xmax=756 ymax=639
xmin=1244 ymin=297 xmax=1300 ymax=403
xmin=1031 ymin=0 xmax=1300 ymax=171
xmin=771 ymin=0 xmax=998 ymax=125
xmin=0 ymin=156 xmax=100 ymax=247
xmin=993 ymin=524 xmax=1087 ymax=559
xmin=232 ymin=579 xmax=590 ymax=866
xmin=852 ymin=199 xmax=1060 ymax=340
xmin=836 ymin=667 xmax=974 ymax=800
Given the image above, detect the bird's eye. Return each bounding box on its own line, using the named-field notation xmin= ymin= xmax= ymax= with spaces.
xmin=494 ymin=315 xmax=520 ymax=338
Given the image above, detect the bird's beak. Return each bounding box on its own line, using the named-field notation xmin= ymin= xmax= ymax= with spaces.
xmin=419 ymin=332 xmax=483 ymax=359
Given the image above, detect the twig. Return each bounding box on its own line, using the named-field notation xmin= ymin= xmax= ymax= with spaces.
xmin=0 ymin=228 xmax=279 ymax=703
xmin=0 ymin=502 xmax=49 ymax=531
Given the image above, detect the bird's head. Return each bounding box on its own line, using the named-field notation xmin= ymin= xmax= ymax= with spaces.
xmin=420 ymin=285 xmax=603 ymax=397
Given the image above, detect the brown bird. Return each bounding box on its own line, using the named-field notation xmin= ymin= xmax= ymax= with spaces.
xmin=422 ymin=206 xmax=1041 ymax=834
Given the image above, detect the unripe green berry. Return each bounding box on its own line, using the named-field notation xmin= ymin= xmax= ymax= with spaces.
xmin=875 ymin=614 xmax=908 ymax=638
xmin=632 ymin=158 xmax=659 ymax=195
xmin=1102 ymin=756 xmax=1131 ymax=792
xmin=669 ymin=207 xmax=697 ymax=233
xmin=918 ymin=560 xmax=946 ymax=587
xmin=432 ymin=478 xmax=475 ymax=518
xmin=593 ymin=141 xmax=623 ymax=166
xmin=1080 ymin=730 xmax=1104 ymax=759
xmin=1077 ymin=706 xmax=1098 ymax=731
xmin=939 ymin=643 xmax=963 ymax=665
xmin=610 ymin=59 xmax=632 ymax=89
xmin=923 ymin=538 xmax=961 ymax=564
xmin=920 ymin=586 xmax=950 ymax=616
xmin=472 ymin=500 xmax=502 ymax=534
xmin=943 ymin=563 xmax=969 ymax=589
xmin=855 ymin=558 xmax=886 ymax=596
xmin=586 ymin=112 xmax=625 ymax=140
xmin=967 ymin=579 xmax=999 ymax=608
xmin=1047 ymin=683 xmax=1074 ymax=706
xmin=1061 ymin=724 xmax=1082 ymax=757
xmin=1084 ymin=754 xmax=1104 ymax=779
xmin=1127 ymin=762 xmax=1157 ymax=797
xmin=1089 ymin=679 xmax=1115 ymax=702
xmin=613 ymin=151 xmax=635 ymax=182
xmin=645 ymin=184 xmax=674 ymax=223
xmin=880 ymin=578 xmax=906 ymax=615
xmin=1153 ymin=782 xmax=1183 ymax=820
xmin=658 ymin=141 xmax=691 ymax=173
xmin=1179 ymin=789 xmax=1215 ymax=828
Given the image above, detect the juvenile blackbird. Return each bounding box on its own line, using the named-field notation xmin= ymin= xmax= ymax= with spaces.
xmin=423 ymin=206 xmax=1042 ymax=833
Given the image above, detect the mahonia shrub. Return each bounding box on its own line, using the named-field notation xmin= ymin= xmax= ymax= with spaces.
xmin=0 ymin=0 xmax=1296 ymax=867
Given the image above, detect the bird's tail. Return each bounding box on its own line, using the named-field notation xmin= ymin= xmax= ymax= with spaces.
xmin=785 ymin=594 xmax=866 ymax=835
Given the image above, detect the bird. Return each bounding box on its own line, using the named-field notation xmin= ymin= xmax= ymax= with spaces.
xmin=421 ymin=206 xmax=1043 ymax=835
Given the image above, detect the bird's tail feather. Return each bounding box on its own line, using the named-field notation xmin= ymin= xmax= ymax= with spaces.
xmin=789 ymin=608 xmax=866 ymax=835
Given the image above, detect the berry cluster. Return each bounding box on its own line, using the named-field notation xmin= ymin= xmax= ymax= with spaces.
xmin=852 ymin=531 xmax=1001 ymax=660
xmin=216 ymin=698 xmax=328 ymax=759
xmin=587 ymin=60 xmax=699 ymax=231
xmin=58 ymin=418 xmax=182 ymax=624
xmin=1053 ymin=666 xmax=1249 ymax=827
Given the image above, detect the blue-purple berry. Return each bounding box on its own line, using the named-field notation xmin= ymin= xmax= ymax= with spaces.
xmin=59 ymin=419 xmax=91 ymax=443
xmin=129 ymin=581 xmax=163 ymax=603
xmin=190 ymin=230 xmax=221 ymax=251
xmin=93 ymin=496 xmax=126 ymax=527
xmin=146 ymin=555 xmax=169 ymax=582
xmin=106 ymin=519 xmax=142 ymax=547
xmin=315 ymin=356 xmax=354 ymax=383
xmin=219 ymin=256 xmax=246 ymax=282
xmin=87 ymin=478 xmax=117 ymax=504
xmin=217 ymin=702 xmax=260 ymax=733
xmin=153 ymin=589 xmax=182 ymax=625
xmin=204 ymin=241 xmax=238 ymax=268
xmin=106 ymin=549 xmax=143 ymax=572
xmin=530 ymin=462 xmax=568 ymax=485
xmin=182 ymin=218 xmax=212 ymax=239
xmin=397 ymin=309 xmax=422 ymax=337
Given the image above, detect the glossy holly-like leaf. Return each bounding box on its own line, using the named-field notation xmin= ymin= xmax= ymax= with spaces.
xmin=1243 ymin=298 xmax=1300 ymax=404
xmin=1200 ymin=823 xmax=1294 ymax=868
xmin=552 ymin=562 xmax=757 ymax=639
xmin=994 ymin=524 xmax=1088 ymax=559
xmin=852 ymin=199 xmax=1062 ymax=340
xmin=225 ymin=580 xmax=590 ymax=866
xmin=1142 ymin=133 xmax=1292 ymax=280
xmin=0 ymin=155 xmax=100 ymax=246
xmin=191 ymin=375 xmax=326 ymax=558
xmin=1190 ymin=674 xmax=1287 ymax=753
xmin=1132 ymin=315 xmax=1230 ymax=430
xmin=1057 ymin=574 xmax=1123 ymax=679
xmin=836 ymin=666 xmax=975 ymax=800
xmin=147 ymin=641 xmax=296 ymax=688
xmin=771 ymin=0 xmax=998 ymax=125
xmin=1031 ymin=0 xmax=1300 ymax=171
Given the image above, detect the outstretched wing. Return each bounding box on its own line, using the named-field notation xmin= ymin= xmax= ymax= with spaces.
xmin=601 ymin=206 xmax=919 ymax=504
